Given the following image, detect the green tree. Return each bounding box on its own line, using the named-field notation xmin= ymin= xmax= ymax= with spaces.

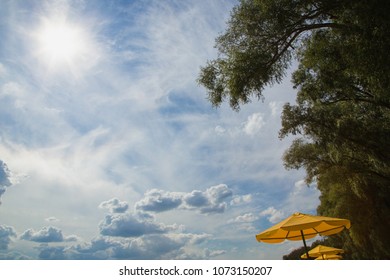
xmin=198 ymin=0 xmax=390 ymax=259
xmin=280 ymin=1 xmax=390 ymax=258
xmin=198 ymin=0 xmax=349 ymax=110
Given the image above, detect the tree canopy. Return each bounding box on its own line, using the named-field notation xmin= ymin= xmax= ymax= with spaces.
xmin=198 ymin=0 xmax=390 ymax=259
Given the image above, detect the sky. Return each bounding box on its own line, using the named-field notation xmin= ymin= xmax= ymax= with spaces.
xmin=0 ymin=0 xmax=320 ymax=260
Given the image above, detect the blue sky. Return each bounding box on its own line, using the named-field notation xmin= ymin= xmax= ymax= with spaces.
xmin=0 ymin=0 xmax=320 ymax=260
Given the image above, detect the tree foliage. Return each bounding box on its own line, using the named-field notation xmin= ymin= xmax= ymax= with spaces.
xmin=199 ymin=0 xmax=390 ymax=259
xmin=198 ymin=0 xmax=348 ymax=110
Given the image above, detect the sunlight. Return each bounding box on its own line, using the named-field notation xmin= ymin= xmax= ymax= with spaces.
xmin=34 ymin=18 xmax=91 ymax=70
xmin=39 ymin=23 xmax=82 ymax=62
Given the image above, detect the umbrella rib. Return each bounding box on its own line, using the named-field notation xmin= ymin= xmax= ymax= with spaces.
xmin=257 ymin=236 xmax=290 ymax=241
xmin=259 ymin=226 xmax=346 ymax=241
xmin=317 ymin=225 xmax=345 ymax=235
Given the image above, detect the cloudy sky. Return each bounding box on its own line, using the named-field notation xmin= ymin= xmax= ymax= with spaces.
xmin=0 ymin=0 xmax=320 ymax=260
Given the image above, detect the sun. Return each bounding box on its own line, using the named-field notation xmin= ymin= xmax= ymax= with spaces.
xmin=34 ymin=18 xmax=89 ymax=68
xmin=39 ymin=23 xmax=82 ymax=62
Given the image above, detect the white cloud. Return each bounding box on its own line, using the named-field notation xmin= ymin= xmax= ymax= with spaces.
xmin=36 ymin=244 xmax=67 ymax=260
xmin=35 ymin=232 xmax=214 ymax=260
xmin=45 ymin=217 xmax=60 ymax=222
xmin=233 ymin=213 xmax=257 ymax=223
xmin=0 ymin=251 xmax=31 ymax=260
xmin=285 ymin=180 xmax=320 ymax=213
xmin=191 ymin=184 xmax=233 ymax=214
xmin=0 ymin=225 xmax=17 ymax=250
xmin=135 ymin=189 xmax=183 ymax=213
xmin=99 ymin=198 xmax=129 ymax=213
xmin=20 ymin=226 xmax=79 ymax=243
xmin=243 ymin=113 xmax=265 ymax=135
xmin=215 ymin=125 xmax=226 ymax=134
xmin=0 ymin=62 xmax=7 ymax=76
xmin=204 ymin=249 xmax=226 ymax=258
xmin=0 ymin=160 xmax=13 ymax=204
xmin=230 ymin=194 xmax=253 ymax=206
xmin=99 ymin=213 xmax=176 ymax=238
xmin=135 ymin=184 xmax=233 ymax=215
xmin=226 ymin=211 xmax=259 ymax=233
xmin=259 ymin=207 xmax=284 ymax=223
xmin=269 ymin=101 xmax=283 ymax=117
xmin=0 ymin=82 xmax=24 ymax=99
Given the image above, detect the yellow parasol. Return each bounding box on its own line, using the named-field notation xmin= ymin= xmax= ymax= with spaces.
xmin=256 ymin=212 xmax=351 ymax=258
xmin=315 ymin=254 xmax=343 ymax=260
xmin=300 ymin=245 xmax=344 ymax=259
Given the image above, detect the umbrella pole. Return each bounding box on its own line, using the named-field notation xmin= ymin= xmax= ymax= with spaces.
xmin=300 ymin=230 xmax=310 ymax=259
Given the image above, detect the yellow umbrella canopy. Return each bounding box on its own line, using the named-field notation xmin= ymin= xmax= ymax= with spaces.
xmin=256 ymin=212 xmax=351 ymax=258
xmin=315 ymin=254 xmax=343 ymax=260
xmin=301 ymin=245 xmax=344 ymax=259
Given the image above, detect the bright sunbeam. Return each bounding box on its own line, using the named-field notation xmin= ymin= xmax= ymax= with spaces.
xmin=39 ymin=24 xmax=82 ymax=61
xmin=33 ymin=18 xmax=92 ymax=72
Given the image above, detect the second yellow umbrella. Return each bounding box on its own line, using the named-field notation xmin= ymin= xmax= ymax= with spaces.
xmin=301 ymin=245 xmax=344 ymax=259
xmin=315 ymin=254 xmax=343 ymax=260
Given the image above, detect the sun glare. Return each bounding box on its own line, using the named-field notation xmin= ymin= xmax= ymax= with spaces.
xmin=39 ymin=24 xmax=81 ymax=60
xmin=34 ymin=19 xmax=90 ymax=69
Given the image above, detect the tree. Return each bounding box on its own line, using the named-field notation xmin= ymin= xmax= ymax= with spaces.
xmin=279 ymin=0 xmax=390 ymax=258
xmin=198 ymin=0 xmax=390 ymax=259
xmin=198 ymin=0 xmax=350 ymax=110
